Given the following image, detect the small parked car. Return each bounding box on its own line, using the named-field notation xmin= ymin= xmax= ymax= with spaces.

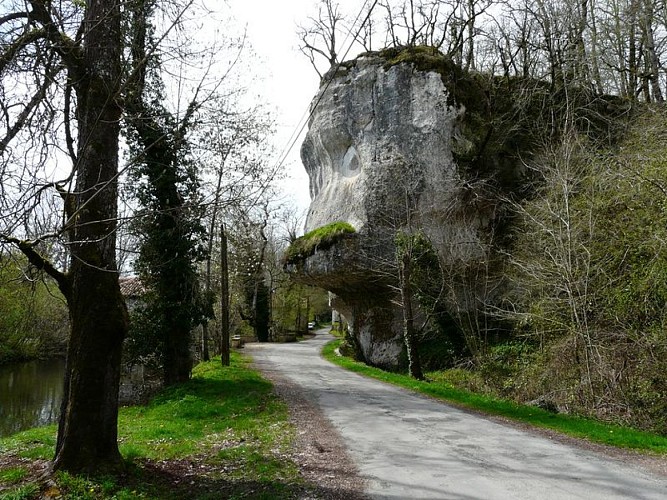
xmin=307 ymin=321 xmax=316 ymax=330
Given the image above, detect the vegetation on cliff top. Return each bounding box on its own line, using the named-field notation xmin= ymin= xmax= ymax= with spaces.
xmin=283 ymin=222 xmax=355 ymax=264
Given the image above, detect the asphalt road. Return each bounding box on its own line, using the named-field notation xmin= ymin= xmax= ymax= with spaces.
xmin=248 ymin=330 xmax=667 ymax=499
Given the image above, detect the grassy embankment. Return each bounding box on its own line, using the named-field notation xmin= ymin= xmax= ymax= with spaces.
xmin=322 ymin=339 xmax=667 ymax=454
xmin=0 ymin=353 xmax=309 ymax=500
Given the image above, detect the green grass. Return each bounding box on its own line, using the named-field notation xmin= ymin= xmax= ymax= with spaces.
xmin=0 ymin=484 xmax=39 ymax=500
xmin=118 ymin=356 xmax=291 ymax=460
xmin=0 ymin=469 xmax=27 ymax=485
xmin=0 ymin=353 xmax=308 ymax=499
xmin=322 ymin=340 xmax=667 ymax=454
xmin=0 ymin=426 xmax=56 ymax=461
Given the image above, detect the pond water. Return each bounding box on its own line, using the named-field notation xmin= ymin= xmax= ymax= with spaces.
xmin=0 ymin=359 xmax=161 ymax=437
xmin=0 ymin=358 xmax=65 ymax=437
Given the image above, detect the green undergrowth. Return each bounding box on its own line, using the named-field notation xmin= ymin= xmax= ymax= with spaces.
xmin=283 ymin=222 xmax=355 ymax=264
xmin=322 ymin=340 xmax=667 ymax=454
xmin=0 ymin=353 xmax=309 ymax=499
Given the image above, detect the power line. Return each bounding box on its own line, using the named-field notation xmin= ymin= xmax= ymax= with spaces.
xmin=270 ymin=0 xmax=379 ymax=179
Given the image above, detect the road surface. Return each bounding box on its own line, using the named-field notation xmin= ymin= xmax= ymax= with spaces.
xmin=248 ymin=330 xmax=667 ymax=499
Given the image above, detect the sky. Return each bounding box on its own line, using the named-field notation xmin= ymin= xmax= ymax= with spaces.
xmin=228 ymin=0 xmax=365 ymax=215
xmin=228 ymin=0 xmax=322 ymax=214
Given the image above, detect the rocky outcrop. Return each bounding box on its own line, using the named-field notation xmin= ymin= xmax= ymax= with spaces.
xmin=289 ymin=48 xmax=497 ymax=369
xmin=285 ymin=232 xmax=404 ymax=369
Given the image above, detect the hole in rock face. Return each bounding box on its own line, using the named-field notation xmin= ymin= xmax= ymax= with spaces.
xmin=341 ymin=146 xmax=360 ymax=177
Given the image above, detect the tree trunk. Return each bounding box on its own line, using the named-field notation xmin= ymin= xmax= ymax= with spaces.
xmin=201 ymin=322 xmax=210 ymax=361
xmin=587 ymin=0 xmax=604 ymax=93
xmin=641 ymin=0 xmax=664 ymax=102
xmin=252 ymin=217 xmax=270 ymax=342
xmin=220 ymin=224 xmax=230 ymax=366
xmin=53 ymin=0 xmax=127 ymax=473
xmin=464 ymin=0 xmax=476 ymax=71
xmin=202 ymin=146 xmax=231 ymax=362
xmin=202 ymin=236 xmax=212 ymax=362
xmin=55 ymin=269 xmax=127 ymax=472
xmin=399 ymin=251 xmax=424 ymax=380
xmin=628 ymin=3 xmax=640 ymax=99
xmin=163 ymin=318 xmax=193 ymax=385
xmin=305 ymin=296 xmax=311 ymax=334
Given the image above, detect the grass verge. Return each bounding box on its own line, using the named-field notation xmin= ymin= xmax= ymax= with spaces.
xmin=0 ymin=353 xmax=308 ymax=500
xmin=322 ymin=339 xmax=667 ymax=454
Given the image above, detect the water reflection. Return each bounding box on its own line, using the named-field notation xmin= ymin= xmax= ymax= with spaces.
xmin=0 ymin=360 xmax=162 ymax=437
xmin=0 ymin=358 xmax=65 ymax=437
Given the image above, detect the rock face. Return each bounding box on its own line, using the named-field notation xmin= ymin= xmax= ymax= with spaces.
xmin=291 ymin=50 xmax=493 ymax=369
xmin=302 ymin=54 xmax=459 ymax=233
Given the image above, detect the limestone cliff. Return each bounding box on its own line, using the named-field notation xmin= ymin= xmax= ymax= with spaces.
xmin=289 ymin=48 xmax=499 ymax=369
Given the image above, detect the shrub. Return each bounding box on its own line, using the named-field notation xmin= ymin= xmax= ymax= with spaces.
xmin=503 ymin=105 xmax=667 ymax=432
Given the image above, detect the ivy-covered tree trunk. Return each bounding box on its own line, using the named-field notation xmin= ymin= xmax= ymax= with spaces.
xmin=163 ymin=305 xmax=195 ymax=385
xmin=126 ymin=0 xmax=207 ymax=386
xmin=253 ymin=281 xmax=271 ymax=342
xmin=53 ymin=0 xmax=128 ymax=472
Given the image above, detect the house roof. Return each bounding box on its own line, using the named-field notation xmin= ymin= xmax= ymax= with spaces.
xmin=119 ymin=276 xmax=146 ymax=298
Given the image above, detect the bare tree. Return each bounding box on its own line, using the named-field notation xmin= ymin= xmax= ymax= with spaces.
xmin=379 ymin=0 xmax=449 ymax=49
xmin=293 ymin=0 xmax=667 ymax=100
xmin=227 ymin=201 xmax=274 ymax=342
xmin=353 ymin=1 xmax=379 ymax=51
xmin=506 ymin=131 xmax=601 ymax=403
xmin=396 ymin=230 xmax=428 ymax=379
xmin=297 ymin=0 xmax=346 ymax=77
xmin=194 ymin=91 xmax=276 ymax=359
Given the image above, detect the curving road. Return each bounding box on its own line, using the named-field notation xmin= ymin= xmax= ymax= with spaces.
xmin=248 ymin=330 xmax=667 ymax=499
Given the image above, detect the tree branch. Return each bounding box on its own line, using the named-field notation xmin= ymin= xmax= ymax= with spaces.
xmin=0 ymin=11 xmax=29 ymax=25
xmin=0 ymin=28 xmax=47 ymax=75
xmin=63 ymin=77 xmax=77 ymax=163
xmin=1 ymin=235 xmax=71 ymax=298
xmin=0 ymin=62 xmax=62 ymax=155
xmin=27 ymin=0 xmax=83 ymax=71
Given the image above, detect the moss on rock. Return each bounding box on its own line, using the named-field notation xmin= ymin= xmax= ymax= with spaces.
xmin=284 ymin=222 xmax=356 ymax=264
